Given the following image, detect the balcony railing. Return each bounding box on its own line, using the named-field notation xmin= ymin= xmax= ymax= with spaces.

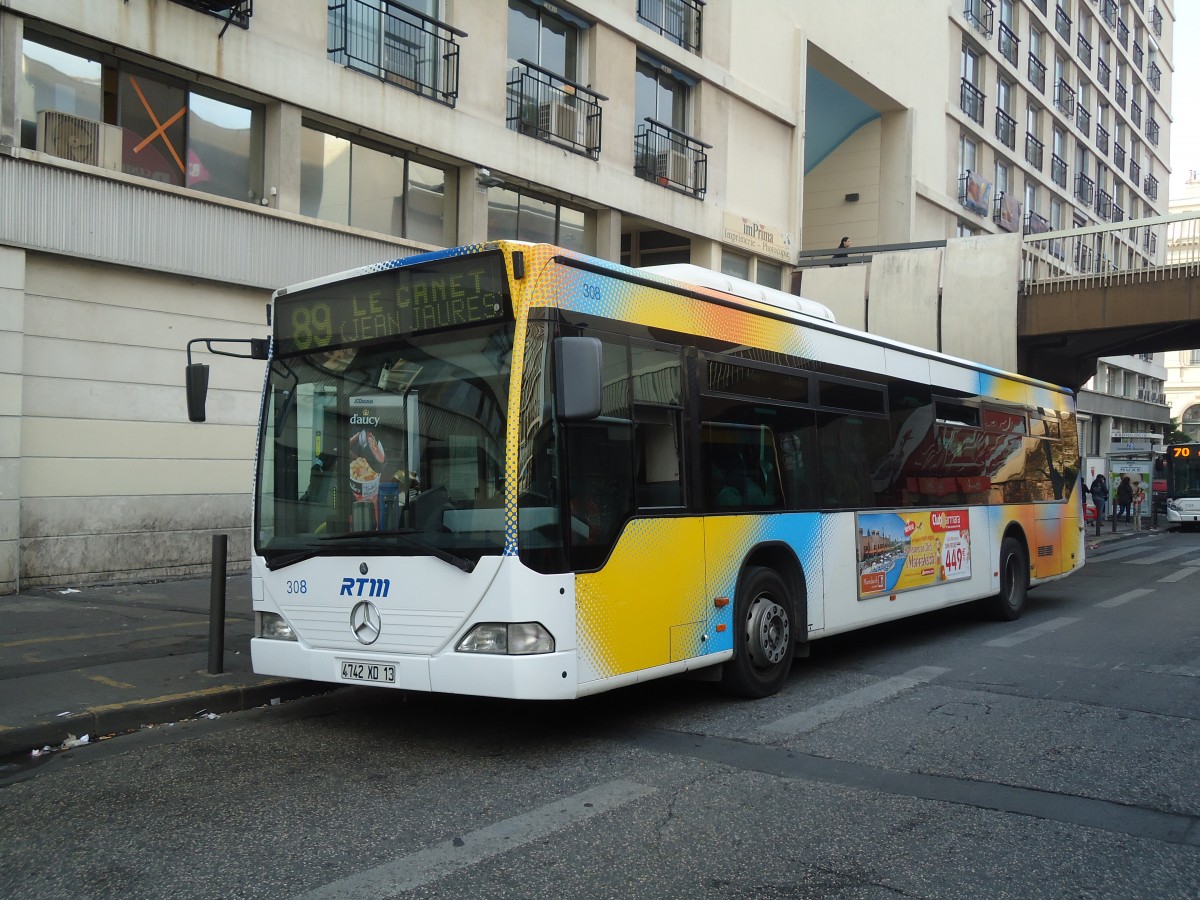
xmin=328 ymin=0 xmax=464 ymax=106
xmin=1151 ymin=6 xmax=1162 ymax=36
xmin=1114 ymin=141 xmax=1126 ymax=171
xmin=171 ymin=0 xmax=252 ymax=31
xmin=637 ymin=0 xmax=703 ymax=54
xmin=1130 ymin=99 xmax=1141 ymax=128
xmin=1055 ymin=5 xmax=1072 ymax=41
xmin=1115 ymin=79 xmax=1127 ymax=109
xmin=1076 ymin=33 xmax=1092 ymax=67
xmin=1147 ymin=117 xmax=1160 ymax=146
xmin=1100 ymin=0 xmax=1116 ymax=27
xmin=507 ymin=59 xmax=606 ymax=158
xmin=1129 ymin=158 xmax=1140 ymax=186
xmin=1055 ymin=78 xmax=1076 ymax=116
xmin=964 ymin=0 xmax=995 ymax=36
xmin=1096 ymin=189 xmax=1113 ymax=220
xmin=1112 ymin=202 xmax=1124 ymax=223
xmin=1132 ymin=42 xmax=1144 ymax=71
xmin=1075 ymin=172 xmax=1095 ymax=204
xmin=999 ymin=22 xmax=1020 ymax=65
xmin=960 ymin=78 xmax=986 ymax=124
xmin=634 ymin=118 xmax=709 ymax=199
xmin=996 ymin=108 xmax=1017 ymax=148
xmin=1097 ymin=57 xmax=1110 ymax=91
xmin=1077 ymin=103 xmax=1091 ymax=137
xmin=1026 ymin=133 xmax=1045 ymax=169
xmin=1028 ymin=54 xmax=1047 ymax=93
xmin=1116 ymin=19 xmax=1129 ymax=49
xmin=1051 ymin=153 xmax=1068 ymax=188
xmin=1148 ymin=61 xmax=1161 ymax=92
xmin=1096 ymin=123 xmax=1110 ymax=156
xmin=1144 ymin=174 xmax=1159 ymax=200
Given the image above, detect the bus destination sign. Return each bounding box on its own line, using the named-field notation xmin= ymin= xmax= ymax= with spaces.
xmin=275 ymin=252 xmax=510 ymax=354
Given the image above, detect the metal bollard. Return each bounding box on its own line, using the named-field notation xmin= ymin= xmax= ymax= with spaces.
xmin=208 ymin=534 xmax=228 ymax=675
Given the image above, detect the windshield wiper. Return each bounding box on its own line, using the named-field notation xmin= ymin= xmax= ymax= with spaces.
xmin=265 ymin=549 xmax=323 ymax=571
xmin=319 ymin=529 xmax=476 ymax=573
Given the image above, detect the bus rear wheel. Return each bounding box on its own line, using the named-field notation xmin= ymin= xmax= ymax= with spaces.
xmin=722 ymin=566 xmax=795 ymax=698
xmin=982 ymin=536 xmax=1028 ymax=621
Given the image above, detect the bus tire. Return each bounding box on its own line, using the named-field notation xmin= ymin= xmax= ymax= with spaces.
xmin=722 ymin=566 xmax=795 ymax=698
xmin=983 ymin=536 xmax=1028 ymax=621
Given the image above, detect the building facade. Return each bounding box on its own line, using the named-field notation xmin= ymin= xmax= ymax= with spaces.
xmin=0 ymin=0 xmax=1175 ymax=591
xmin=1165 ymin=172 xmax=1200 ymax=440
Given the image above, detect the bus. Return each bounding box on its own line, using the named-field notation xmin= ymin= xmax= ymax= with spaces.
xmin=1164 ymin=443 xmax=1200 ymax=529
xmin=186 ymin=241 xmax=1086 ymax=700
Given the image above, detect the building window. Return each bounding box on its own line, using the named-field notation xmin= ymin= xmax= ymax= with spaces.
xmin=637 ymin=0 xmax=702 ymax=53
xmin=756 ymin=260 xmax=783 ymax=290
xmin=487 ymin=186 xmax=586 ymax=252
xmin=721 ymin=250 xmax=750 ymax=280
xmin=300 ymin=126 xmax=454 ymax=244
xmin=21 ymin=37 xmax=264 ymax=203
xmin=508 ymin=0 xmax=580 ymax=82
xmin=634 ymin=55 xmax=707 ymax=197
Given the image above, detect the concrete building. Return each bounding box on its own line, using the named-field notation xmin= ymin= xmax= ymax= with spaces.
xmin=0 ymin=0 xmax=1174 ymax=591
xmin=1165 ymin=172 xmax=1200 ymax=440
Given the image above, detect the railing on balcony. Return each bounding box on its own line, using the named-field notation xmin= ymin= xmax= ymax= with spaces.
xmin=1051 ymin=153 xmax=1068 ymax=187
xmin=1100 ymin=0 xmax=1117 ymax=27
xmin=634 ymin=118 xmax=710 ymax=199
xmin=1028 ymin=54 xmax=1047 ymax=93
xmin=1026 ymin=133 xmax=1045 ymax=169
xmin=1114 ymin=141 xmax=1126 ymax=171
xmin=1055 ymin=5 xmax=1072 ymax=41
xmin=1144 ymin=174 xmax=1159 ymax=200
xmin=960 ymin=78 xmax=986 ymax=124
xmin=1151 ymin=6 xmax=1162 ymax=36
xmin=1147 ymin=61 xmax=1161 ymax=92
xmin=328 ymin=0 xmax=464 ymax=106
xmin=1097 ymin=57 xmax=1111 ymax=91
xmin=996 ymin=108 xmax=1017 ymax=148
xmin=963 ymin=0 xmax=995 ymax=36
xmin=171 ymin=0 xmax=252 ymax=31
xmin=1130 ymin=99 xmax=1141 ymax=128
xmin=1055 ymin=78 xmax=1076 ymax=116
xmin=1076 ymin=32 xmax=1092 ymax=67
xmin=637 ymin=0 xmax=703 ymax=54
xmin=1097 ymin=123 xmax=1110 ymax=156
xmin=1077 ymin=103 xmax=1091 ymax=137
xmin=1075 ymin=172 xmax=1095 ymax=204
xmin=1112 ymin=202 xmax=1124 ymax=223
xmin=1116 ymin=19 xmax=1129 ymax=49
xmin=1096 ymin=189 xmax=1113 ymax=220
xmin=999 ymin=21 xmax=1020 ymax=65
xmin=1132 ymin=42 xmax=1144 ymax=70
xmin=1147 ymin=117 xmax=1160 ymax=146
xmin=1129 ymin=158 xmax=1141 ymax=186
xmin=1115 ymin=79 xmax=1127 ymax=109
xmin=507 ymin=59 xmax=606 ymax=158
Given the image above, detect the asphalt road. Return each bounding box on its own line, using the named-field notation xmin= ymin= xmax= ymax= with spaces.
xmin=2 ymin=530 xmax=1198 ymax=899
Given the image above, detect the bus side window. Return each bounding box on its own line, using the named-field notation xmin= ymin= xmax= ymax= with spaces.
xmin=635 ymin=406 xmax=683 ymax=508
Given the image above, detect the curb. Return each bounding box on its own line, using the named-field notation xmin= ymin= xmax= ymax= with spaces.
xmin=0 ymin=678 xmax=330 ymax=759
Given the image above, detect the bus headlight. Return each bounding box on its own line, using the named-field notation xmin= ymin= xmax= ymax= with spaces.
xmin=457 ymin=622 xmax=555 ymax=655
xmin=1166 ymin=499 xmax=1181 ymax=512
xmin=258 ymin=612 xmax=297 ymax=641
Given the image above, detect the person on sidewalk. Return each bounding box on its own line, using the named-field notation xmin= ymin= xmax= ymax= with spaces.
xmin=1132 ymin=481 xmax=1146 ymax=530
xmin=1089 ymin=473 xmax=1109 ymax=523
xmin=1116 ymin=475 xmax=1134 ymax=523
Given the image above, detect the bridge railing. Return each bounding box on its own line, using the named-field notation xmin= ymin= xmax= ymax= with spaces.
xmin=1022 ymin=210 xmax=1200 ymax=291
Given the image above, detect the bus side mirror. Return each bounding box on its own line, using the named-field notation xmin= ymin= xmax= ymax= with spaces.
xmin=186 ymin=363 xmax=210 ymax=423
xmin=554 ymin=336 xmax=602 ymax=421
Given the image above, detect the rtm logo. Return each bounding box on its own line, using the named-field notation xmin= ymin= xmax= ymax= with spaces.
xmin=341 ymin=577 xmax=390 ymax=598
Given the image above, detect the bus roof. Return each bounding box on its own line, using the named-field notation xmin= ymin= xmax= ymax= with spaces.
xmin=637 ymin=264 xmax=836 ymax=323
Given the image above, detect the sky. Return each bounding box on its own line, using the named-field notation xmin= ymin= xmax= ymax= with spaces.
xmin=1170 ymin=4 xmax=1197 ymax=194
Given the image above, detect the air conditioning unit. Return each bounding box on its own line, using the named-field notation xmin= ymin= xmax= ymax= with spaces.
xmin=37 ymin=110 xmax=122 ymax=171
xmin=538 ymin=102 xmax=579 ymax=144
xmin=655 ymin=150 xmax=692 ymax=188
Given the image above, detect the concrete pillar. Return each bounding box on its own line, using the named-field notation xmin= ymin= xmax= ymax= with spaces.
xmin=0 ymin=246 xmax=24 ymax=594
xmin=589 ymin=208 xmax=622 ymax=262
xmin=690 ymin=238 xmax=721 ymax=269
xmin=456 ymin=165 xmax=491 ymax=245
xmin=878 ymin=108 xmax=914 ymax=244
xmin=264 ymin=102 xmax=303 ymax=214
xmin=0 ymin=12 xmax=24 ymax=149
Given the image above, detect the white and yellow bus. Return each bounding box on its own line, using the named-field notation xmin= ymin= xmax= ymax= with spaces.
xmin=197 ymin=241 xmax=1085 ymax=699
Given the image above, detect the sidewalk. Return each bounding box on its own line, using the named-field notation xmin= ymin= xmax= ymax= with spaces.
xmin=0 ymin=572 xmax=328 ymax=759
xmin=0 ymin=518 xmax=1170 ymax=759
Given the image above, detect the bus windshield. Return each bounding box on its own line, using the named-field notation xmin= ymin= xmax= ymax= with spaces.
xmin=255 ymin=321 xmax=514 ymax=567
xmin=1168 ymin=445 xmax=1200 ymax=499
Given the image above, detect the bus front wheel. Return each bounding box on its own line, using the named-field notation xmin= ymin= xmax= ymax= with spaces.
xmin=723 ymin=566 xmax=795 ymax=698
xmin=982 ymin=536 xmax=1028 ymax=621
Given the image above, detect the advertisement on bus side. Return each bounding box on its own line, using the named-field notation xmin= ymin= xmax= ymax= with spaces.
xmin=856 ymin=509 xmax=972 ymax=600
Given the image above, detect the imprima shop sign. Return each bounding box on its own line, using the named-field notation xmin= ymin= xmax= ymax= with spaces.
xmin=722 ymin=213 xmax=794 ymax=263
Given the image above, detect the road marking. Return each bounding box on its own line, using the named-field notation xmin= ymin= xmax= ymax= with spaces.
xmin=1157 ymin=567 xmax=1199 ymax=583
xmin=761 ymin=666 xmax=949 ymax=735
xmin=86 ymin=675 xmax=135 ymax=689
xmin=984 ymin=617 xmax=1079 ymax=648
xmin=0 ymin=621 xmax=205 ymax=649
xmin=295 ymin=780 xmax=656 ymax=899
xmin=1095 ymin=588 xmax=1154 ymax=608
xmin=1086 ymin=542 xmax=1166 ymax=562
xmin=1125 ymin=547 xmax=1200 ymax=566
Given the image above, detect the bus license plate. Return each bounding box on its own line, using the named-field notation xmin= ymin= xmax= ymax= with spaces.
xmin=339 ymin=660 xmax=396 ymax=684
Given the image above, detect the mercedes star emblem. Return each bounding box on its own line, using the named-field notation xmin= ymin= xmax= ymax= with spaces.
xmin=350 ymin=600 xmax=382 ymax=645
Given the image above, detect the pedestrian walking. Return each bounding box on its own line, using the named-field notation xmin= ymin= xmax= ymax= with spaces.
xmin=1116 ymin=475 xmax=1134 ymax=523
xmin=1089 ymin=473 xmax=1109 ymax=523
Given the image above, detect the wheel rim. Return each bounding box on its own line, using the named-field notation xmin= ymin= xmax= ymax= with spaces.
xmin=1003 ymin=553 xmax=1021 ymax=606
xmin=746 ymin=594 xmax=790 ymax=669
